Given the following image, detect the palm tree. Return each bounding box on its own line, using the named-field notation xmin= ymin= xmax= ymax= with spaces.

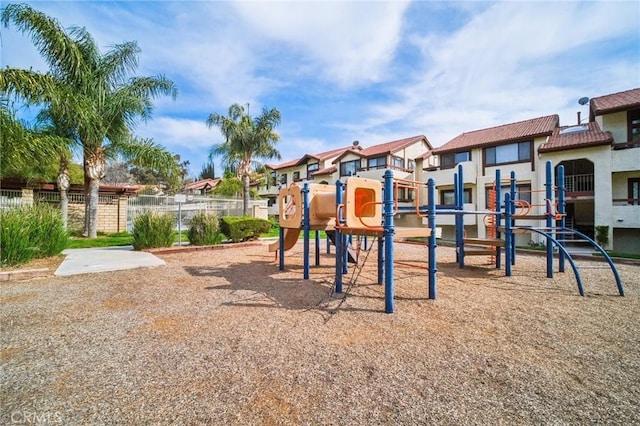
xmin=207 ymin=103 xmax=281 ymax=216
xmin=1 ymin=4 xmax=178 ymax=237
xmin=1 ymin=101 xmax=75 ymax=229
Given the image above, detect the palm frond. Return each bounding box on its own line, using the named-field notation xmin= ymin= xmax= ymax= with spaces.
xmin=1 ymin=4 xmax=87 ymax=82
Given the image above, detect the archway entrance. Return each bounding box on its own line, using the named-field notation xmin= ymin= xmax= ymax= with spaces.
xmin=556 ymin=159 xmax=595 ymax=238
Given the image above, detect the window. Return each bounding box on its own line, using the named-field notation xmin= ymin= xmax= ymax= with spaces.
xmin=485 ymin=184 xmax=531 ymax=209
xmin=368 ymin=156 xmax=386 ymax=169
xmin=629 ymin=109 xmax=640 ymax=143
xmin=408 ymin=159 xmax=416 ymax=171
xmin=269 ymin=171 xmax=276 ymax=186
xmin=280 ymin=173 xmax=287 ymax=185
xmin=397 ymin=188 xmax=415 ymax=202
xmin=440 ymin=151 xmax=470 ymax=169
xmin=307 ymin=163 xmax=319 ymax=176
xmin=485 ymin=141 xmax=531 ymax=166
xmin=629 ymin=178 xmax=640 ymax=205
xmin=440 ymin=188 xmax=471 ymax=205
xmin=392 ymin=156 xmax=404 ymax=169
xmin=340 ymin=159 xmax=360 ymax=176
xmin=293 ymin=171 xmax=301 ymax=182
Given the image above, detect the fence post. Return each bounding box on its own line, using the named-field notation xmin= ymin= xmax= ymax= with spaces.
xmin=21 ymin=188 xmax=34 ymax=206
xmin=118 ymin=196 xmax=128 ymax=232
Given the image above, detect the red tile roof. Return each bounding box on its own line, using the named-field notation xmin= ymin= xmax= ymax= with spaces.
xmin=183 ymin=178 xmax=220 ymax=191
xmin=590 ymin=87 xmax=640 ymax=117
xmin=433 ymin=115 xmax=559 ymax=154
xmin=539 ymin=122 xmax=613 ymax=153
xmin=312 ymin=166 xmax=337 ymax=176
xmin=332 ymin=135 xmax=431 ymax=163
xmin=266 ymin=158 xmax=299 ymax=170
xmin=266 ymin=145 xmax=358 ymax=170
xmin=360 ymin=135 xmax=431 ymax=157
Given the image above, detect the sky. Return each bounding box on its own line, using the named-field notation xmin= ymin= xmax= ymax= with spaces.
xmin=2 ymin=0 xmax=639 ymax=179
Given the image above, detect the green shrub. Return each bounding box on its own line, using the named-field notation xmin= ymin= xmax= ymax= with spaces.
xmin=0 ymin=203 xmax=68 ymax=266
xmin=131 ymin=210 xmax=175 ymax=250
xmin=187 ymin=212 xmax=222 ymax=246
xmin=219 ymin=216 xmax=271 ymax=243
xmin=595 ymin=225 xmax=609 ymax=247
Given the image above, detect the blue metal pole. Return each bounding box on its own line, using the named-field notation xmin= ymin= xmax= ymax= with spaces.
xmin=428 ymin=178 xmax=437 ymax=300
xmin=335 ymin=179 xmax=343 ymax=293
xmin=456 ymin=165 xmax=465 ymax=268
xmin=384 ymin=170 xmax=395 ymax=314
xmin=495 ymin=169 xmax=502 ymax=269
xmin=545 ymin=161 xmax=553 ymax=278
xmin=558 ymin=164 xmax=566 ymax=273
xmin=303 ymin=183 xmax=310 ymax=279
xmin=510 ymin=171 xmax=516 ymax=266
xmin=505 ymin=193 xmax=512 ymax=277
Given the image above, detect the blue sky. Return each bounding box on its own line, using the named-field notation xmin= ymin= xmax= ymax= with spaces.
xmin=2 ymin=1 xmax=639 ymax=178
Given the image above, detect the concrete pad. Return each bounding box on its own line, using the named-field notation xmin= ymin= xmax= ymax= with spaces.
xmin=55 ymin=246 xmax=165 ymax=276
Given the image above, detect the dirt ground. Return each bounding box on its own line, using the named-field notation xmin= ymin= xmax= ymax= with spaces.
xmin=1 ymin=241 xmax=638 ymax=425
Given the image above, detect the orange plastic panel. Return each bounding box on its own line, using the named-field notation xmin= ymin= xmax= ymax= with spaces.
xmin=344 ymin=177 xmax=382 ymax=228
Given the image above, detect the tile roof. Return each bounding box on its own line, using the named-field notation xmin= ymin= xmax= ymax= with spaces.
xmin=433 ymin=115 xmax=559 ymax=154
xmin=266 ymin=144 xmax=358 ymax=170
xmin=183 ymin=178 xmax=220 ymax=191
xmin=360 ymin=135 xmax=431 ymax=157
xmin=266 ymin=158 xmax=300 ymax=170
xmin=590 ymin=87 xmax=640 ymax=117
xmin=539 ymin=122 xmax=613 ymax=153
xmin=311 ymin=166 xmax=337 ymax=176
xmin=332 ymin=135 xmax=431 ymax=163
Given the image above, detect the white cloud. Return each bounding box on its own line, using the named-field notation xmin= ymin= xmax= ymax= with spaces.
xmin=359 ymin=0 xmax=640 ymax=147
xmin=137 ymin=116 xmax=216 ymax=153
xmin=232 ymin=1 xmax=411 ymax=87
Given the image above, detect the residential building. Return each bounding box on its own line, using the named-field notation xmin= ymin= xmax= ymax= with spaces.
xmin=183 ymin=178 xmax=221 ymax=196
xmin=540 ymin=87 xmax=640 ymax=253
xmin=259 ymin=136 xmax=434 ymax=218
xmin=425 ymin=115 xmax=559 ymax=245
xmin=424 ymin=87 xmax=640 ymax=253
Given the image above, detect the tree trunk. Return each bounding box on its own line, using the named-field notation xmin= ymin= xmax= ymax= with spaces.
xmin=85 ymin=177 xmax=100 ymax=238
xmin=57 ymin=164 xmax=70 ymax=231
xmin=242 ymin=174 xmax=250 ymax=216
xmin=83 ymin=152 xmax=105 ymax=238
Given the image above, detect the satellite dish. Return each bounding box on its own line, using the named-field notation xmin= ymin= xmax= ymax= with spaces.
xmin=578 ymin=97 xmax=589 ymax=105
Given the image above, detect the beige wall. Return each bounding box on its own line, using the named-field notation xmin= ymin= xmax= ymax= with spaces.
xmin=67 ymin=196 xmax=128 ymax=233
xmin=597 ymin=111 xmax=627 ymax=143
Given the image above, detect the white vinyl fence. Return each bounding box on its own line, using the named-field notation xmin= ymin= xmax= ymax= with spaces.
xmin=126 ymin=194 xmax=268 ymax=232
xmin=0 ymin=189 xmax=268 ymax=233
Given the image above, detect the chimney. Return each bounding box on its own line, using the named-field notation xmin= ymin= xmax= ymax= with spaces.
xmin=577 ymin=111 xmax=581 ymax=125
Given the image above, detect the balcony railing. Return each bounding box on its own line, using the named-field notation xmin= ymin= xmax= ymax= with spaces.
xmin=561 ymin=173 xmax=594 ymax=193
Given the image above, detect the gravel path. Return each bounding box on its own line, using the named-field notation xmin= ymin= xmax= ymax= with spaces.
xmin=1 ymin=242 xmax=638 ymax=425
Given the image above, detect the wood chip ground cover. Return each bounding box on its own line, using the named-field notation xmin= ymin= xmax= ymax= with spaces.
xmin=1 ymin=242 xmax=638 ymax=424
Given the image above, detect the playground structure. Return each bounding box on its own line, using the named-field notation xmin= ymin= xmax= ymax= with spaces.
xmin=271 ymin=171 xmax=437 ymax=313
xmin=453 ymin=161 xmax=624 ymax=297
xmin=270 ymin=162 xmax=624 ymax=313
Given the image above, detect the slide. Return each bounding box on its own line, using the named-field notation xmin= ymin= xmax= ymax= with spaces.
xmin=268 ymin=228 xmax=301 ymax=253
xmin=325 ymin=230 xmax=358 ymax=264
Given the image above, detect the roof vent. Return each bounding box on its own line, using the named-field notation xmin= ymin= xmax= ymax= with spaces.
xmin=559 ymin=125 xmax=588 ymax=135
